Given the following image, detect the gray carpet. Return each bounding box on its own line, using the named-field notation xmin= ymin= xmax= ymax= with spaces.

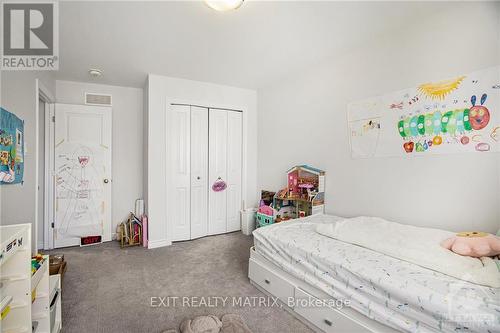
xmin=48 ymin=232 xmax=313 ymax=333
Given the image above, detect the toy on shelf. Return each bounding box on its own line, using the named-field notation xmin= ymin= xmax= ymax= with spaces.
xmin=260 ymin=190 xmax=275 ymax=206
xmin=31 ymin=254 xmax=45 ymax=275
xmin=256 ymin=202 xmax=275 ymax=227
xmin=275 ymin=188 xmax=288 ymax=200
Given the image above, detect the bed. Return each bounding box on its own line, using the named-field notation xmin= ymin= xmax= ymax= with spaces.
xmin=249 ymin=214 xmax=499 ymax=333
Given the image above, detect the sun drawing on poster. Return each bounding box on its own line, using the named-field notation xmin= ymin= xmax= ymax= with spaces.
xmin=418 ymin=75 xmax=465 ymax=100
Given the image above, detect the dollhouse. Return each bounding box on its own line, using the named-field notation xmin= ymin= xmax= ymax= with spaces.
xmin=274 ymin=165 xmax=325 ymax=220
xmin=256 ymin=165 xmax=325 ymax=227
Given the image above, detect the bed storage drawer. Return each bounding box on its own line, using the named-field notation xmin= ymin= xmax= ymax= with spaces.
xmin=294 ymin=288 xmax=370 ymax=333
xmin=248 ymin=258 xmax=294 ymax=303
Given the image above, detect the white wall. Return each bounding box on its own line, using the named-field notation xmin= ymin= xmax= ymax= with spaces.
xmin=1 ymin=71 xmax=56 ymax=252
xmin=258 ymin=3 xmax=500 ymax=233
xmin=146 ymin=74 xmax=258 ymax=248
xmin=56 ymin=80 xmax=144 ymax=236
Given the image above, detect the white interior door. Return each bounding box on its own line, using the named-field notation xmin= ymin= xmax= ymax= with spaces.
xmin=190 ymin=106 xmax=208 ymax=239
xmin=226 ymin=111 xmax=242 ymax=232
xmin=208 ymin=109 xmax=228 ymax=235
xmin=169 ymin=105 xmax=191 ymax=241
xmin=54 ymin=104 xmax=112 ymax=248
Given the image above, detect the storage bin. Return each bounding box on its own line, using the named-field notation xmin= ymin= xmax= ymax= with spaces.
xmin=256 ymin=212 xmax=274 ymax=227
xmin=50 ymin=259 xmax=67 ymax=284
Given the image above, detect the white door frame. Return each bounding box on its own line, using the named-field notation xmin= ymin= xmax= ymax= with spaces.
xmin=164 ymin=97 xmax=248 ymax=244
xmin=35 ymin=79 xmax=55 ymax=251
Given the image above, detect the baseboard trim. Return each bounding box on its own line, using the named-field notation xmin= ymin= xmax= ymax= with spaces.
xmin=148 ymin=239 xmax=171 ymax=249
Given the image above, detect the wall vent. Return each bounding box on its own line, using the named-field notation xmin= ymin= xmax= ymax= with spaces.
xmin=85 ymin=93 xmax=112 ymax=106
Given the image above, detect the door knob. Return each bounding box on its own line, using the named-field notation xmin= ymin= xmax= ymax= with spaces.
xmin=197 ymin=176 xmax=201 ymax=180
xmin=104 ymin=179 xmax=109 ymax=184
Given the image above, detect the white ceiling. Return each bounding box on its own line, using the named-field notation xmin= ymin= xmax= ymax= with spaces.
xmin=57 ymin=1 xmax=450 ymax=89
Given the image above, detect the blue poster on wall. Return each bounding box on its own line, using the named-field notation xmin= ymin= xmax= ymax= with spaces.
xmin=0 ymin=107 xmax=24 ymax=185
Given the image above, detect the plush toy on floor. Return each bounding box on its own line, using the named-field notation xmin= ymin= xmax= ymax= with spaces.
xmin=163 ymin=314 xmax=253 ymax=333
xmin=441 ymin=231 xmax=500 ymax=258
xmin=219 ymin=314 xmax=253 ymax=333
xmin=180 ymin=315 xmax=222 ymax=333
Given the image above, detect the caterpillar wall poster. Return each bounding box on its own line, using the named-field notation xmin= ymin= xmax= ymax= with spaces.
xmin=348 ymin=66 xmax=500 ymax=158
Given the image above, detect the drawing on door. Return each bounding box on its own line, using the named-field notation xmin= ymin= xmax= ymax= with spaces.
xmin=56 ymin=144 xmax=104 ymax=238
xmin=54 ymin=104 xmax=112 ymax=248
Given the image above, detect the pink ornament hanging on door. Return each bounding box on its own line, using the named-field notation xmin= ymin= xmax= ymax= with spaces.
xmin=212 ymin=177 xmax=227 ymax=192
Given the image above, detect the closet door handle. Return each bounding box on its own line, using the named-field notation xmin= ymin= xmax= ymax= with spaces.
xmin=324 ymin=319 xmax=333 ymax=326
xmin=264 ymin=279 xmax=270 ymax=284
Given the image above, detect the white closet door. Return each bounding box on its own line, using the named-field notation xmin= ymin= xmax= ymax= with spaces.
xmin=226 ymin=112 xmax=242 ymax=232
xmin=190 ymin=106 xmax=208 ymax=239
xmin=208 ymin=109 xmax=228 ymax=235
xmin=169 ymin=105 xmax=191 ymax=241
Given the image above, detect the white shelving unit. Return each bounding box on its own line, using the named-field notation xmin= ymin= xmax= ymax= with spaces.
xmin=48 ymin=275 xmax=61 ymax=333
xmin=1 ymin=225 xmax=62 ymax=333
xmin=31 ymin=256 xmax=49 ymax=333
xmin=0 ymin=224 xmax=32 ymax=333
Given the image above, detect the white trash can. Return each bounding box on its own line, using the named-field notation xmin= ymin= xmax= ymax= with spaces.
xmin=240 ymin=208 xmax=257 ymax=235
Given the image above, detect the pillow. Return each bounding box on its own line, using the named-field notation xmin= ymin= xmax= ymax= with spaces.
xmin=440 ymin=232 xmax=500 ymax=258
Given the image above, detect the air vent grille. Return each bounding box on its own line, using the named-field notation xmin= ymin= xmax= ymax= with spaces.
xmin=85 ymin=93 xmax=112 ymax=106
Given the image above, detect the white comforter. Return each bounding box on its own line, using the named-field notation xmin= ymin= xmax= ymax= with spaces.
xmin=253 ymin=214 xmax=500 ymax=333
xmin=316 ymin=216 xmax=500 ymax=288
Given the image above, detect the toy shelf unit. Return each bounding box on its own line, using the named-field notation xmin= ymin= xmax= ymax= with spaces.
xmin=1 ymin=224 xmax=31 ymax=333
xmin=273 ymin=165 xmax=325 ymax=221
xmin=31 ymin=255 xmax=50 ymax=333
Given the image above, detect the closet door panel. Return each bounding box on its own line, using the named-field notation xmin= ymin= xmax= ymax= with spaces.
xmin=169 ymin=105 xmax=191 ymax=241
xmin=226 ymin=112 xmax=243 ymax=232
xmin=209 ymin=109 xmax=228 ymax=235
xmin=190 ymin=106 xmax=208 ymax=239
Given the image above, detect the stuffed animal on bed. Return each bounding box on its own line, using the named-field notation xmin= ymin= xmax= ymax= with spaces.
xmin=440 ymin=231 xmax=500 ymax=258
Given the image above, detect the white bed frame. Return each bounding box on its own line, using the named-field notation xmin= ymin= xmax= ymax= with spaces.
xmin=248 ymin=246 xmax=399 ymax=333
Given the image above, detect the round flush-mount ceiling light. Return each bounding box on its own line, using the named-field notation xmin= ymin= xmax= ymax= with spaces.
xmin=88 ymin=68 xmax=102 ymax=78
xmin=204 ymin=0 xmax=244 ymax=11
